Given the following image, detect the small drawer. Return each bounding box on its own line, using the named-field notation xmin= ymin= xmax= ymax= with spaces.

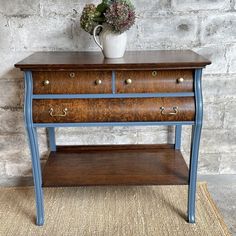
xmin=32 ymin=71 xmax=112 ymax=94
xmin=33 ymin=97 xmax=195 ymax=123
xmin=116 ymin=70 xmax=193 ymax=93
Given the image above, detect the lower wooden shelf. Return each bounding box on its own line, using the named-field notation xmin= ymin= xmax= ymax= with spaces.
xmin=42 ymin=144 xmax=189 ymax=187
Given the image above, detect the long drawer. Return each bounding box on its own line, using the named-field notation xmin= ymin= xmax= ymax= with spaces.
xmin=33 ymin=98 xmax=195 ymax=123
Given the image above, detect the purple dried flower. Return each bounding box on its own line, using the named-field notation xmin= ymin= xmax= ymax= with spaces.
xmin=105 ymin=0 xmax=136 ymax=33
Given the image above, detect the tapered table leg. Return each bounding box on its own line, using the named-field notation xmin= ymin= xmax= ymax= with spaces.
xmin=187 ymin=124 xmax=202 ymax=223
xmin=187 ymin=69 xmax=203 ymax=223
xmin=26 ymin=126 xmax=44 ymax=226
xmin=24 ymin=71 xmax=44 ymax=226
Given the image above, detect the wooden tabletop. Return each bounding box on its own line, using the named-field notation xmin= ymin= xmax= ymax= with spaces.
xmin=15 ymin=50 xmax=211 ymax=70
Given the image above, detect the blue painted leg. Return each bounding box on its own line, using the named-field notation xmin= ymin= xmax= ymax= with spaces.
xmin=24 ymin=71 xmax=44 ymax=226
xmin=187 ymin=69 xmax=203 ymax=223
xmin=48 ymin=127 xmax=56 ymax=151
xmin=187 ymin=124 xmax=202 ymax=223
xmin=26 ymin=126 xmax=44 ymax=225
xmin=175 ymin=125 xmax=182 ymax=150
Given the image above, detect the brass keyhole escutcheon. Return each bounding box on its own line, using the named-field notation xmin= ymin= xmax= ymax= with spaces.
xmin=152 ymin=71 xmax=157 ymax=77
xmin=95 ymin=79 xmax=102 ymax=85
xmin=69 ymin=72 xmax=75 ymax=78
xmin=125 ymin=79 xmax=132 ymax=84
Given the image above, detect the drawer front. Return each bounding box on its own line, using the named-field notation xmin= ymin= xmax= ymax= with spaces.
xmin=116 ymin=70 xmax=193 ymax=93
xmin=33 ymin=98 xmax=195 ymax=123
xmin=33 ymin=71 xmax=112 ymax=94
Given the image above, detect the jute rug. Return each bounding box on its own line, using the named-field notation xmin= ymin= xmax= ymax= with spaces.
xmin=0 ymin=182 xmax=231 ymax=236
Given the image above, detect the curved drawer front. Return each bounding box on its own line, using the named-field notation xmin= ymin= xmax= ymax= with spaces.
xmin=33 ymin=71 xmax=112 ymax=94
xmin=33 ymin=98 xmax=195 ymax=123
xmin=116 ymin=70 xmax=193 ymax=93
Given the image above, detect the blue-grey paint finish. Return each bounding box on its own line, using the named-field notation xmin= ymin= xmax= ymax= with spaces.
xmin=24 ymin=66 xmax=202 ymax=226
xmin=32 ymin=92 xmax=194 ymax=99
xmin=187 ymin=69 xmax=203 ymax=223
xmin=48 ymin=127 xmax=56 ymax=151
xmin=112 ymin=70 xmax=116 ymax=94
xmin=175 ymin=125 xmax=182 ymax=150
xmin=24 ymin=71 xmax=44 ymax=226
xmin=33 ymin=121 xmax=194 ymax=128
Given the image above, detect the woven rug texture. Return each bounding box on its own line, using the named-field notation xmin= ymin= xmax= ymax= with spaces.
xmin=0 ymin=182 xmax=231 ymax=236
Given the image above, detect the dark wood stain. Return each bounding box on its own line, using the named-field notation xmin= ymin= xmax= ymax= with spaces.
xmin=33 ymin=97 xmax=195 ymax=123
xmin=42 ymin=145 xmax=189 ymax=186
xmin=56 ymin=144 xmax=175 ymax=152
xmin=15 ymin=50 xmax=211 ymax=71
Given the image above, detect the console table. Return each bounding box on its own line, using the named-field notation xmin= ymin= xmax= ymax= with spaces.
xmin=15 ymin=50 xmax=211 ymax=226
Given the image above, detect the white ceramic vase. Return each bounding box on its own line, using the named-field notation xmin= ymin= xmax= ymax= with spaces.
xmin=93 ymin=25 xmax=127 ymax=59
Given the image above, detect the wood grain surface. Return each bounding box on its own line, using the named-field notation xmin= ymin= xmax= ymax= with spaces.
xmin=33 ymin=71 xmax=112 ymax=94
xmin=33 ymin=97 xmax=195 ymax=123
xmin=42 ymin=144 xmax=189 ymax=186
xmin=56 ymin=144 xmax=175 ymax=152
xmin=15 ymin=50 xmax=211 ymax=71
xmin=116 ymin=70 xmax=193 ymax=93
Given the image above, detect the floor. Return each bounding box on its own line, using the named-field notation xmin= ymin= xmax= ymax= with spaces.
xmin=199 ymin=174 xmax=236 ymax=236
xmin=0 ymin=174 xmax=235 ymax=235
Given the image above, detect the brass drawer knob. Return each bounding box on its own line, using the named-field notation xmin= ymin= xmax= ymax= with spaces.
xmin=177 ymin=77 xmax=184 ymax=83
xmin=160 ymin=106 xmax=178 ymax=115
xmin=69 ymin=72 xmax=75 ymax=78
xmin=125 ymin=79 xmax=132 ymax=84
xmin=49 ymin=108 xmax=68 ymax=117
xmin=152 ymin=71 xmax=157 ymax=77
xmin=43 ymin=80 xmax=50 ymax=86
xmin=95 ymin=79 xmax=102 ymax=85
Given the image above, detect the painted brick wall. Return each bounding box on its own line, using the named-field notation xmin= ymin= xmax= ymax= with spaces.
xmin=0 ymin=0 xmax=235 ymax=178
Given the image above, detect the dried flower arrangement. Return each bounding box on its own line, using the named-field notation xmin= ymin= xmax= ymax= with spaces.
xmin=80 ymin=0 xmax=136 ymax=35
